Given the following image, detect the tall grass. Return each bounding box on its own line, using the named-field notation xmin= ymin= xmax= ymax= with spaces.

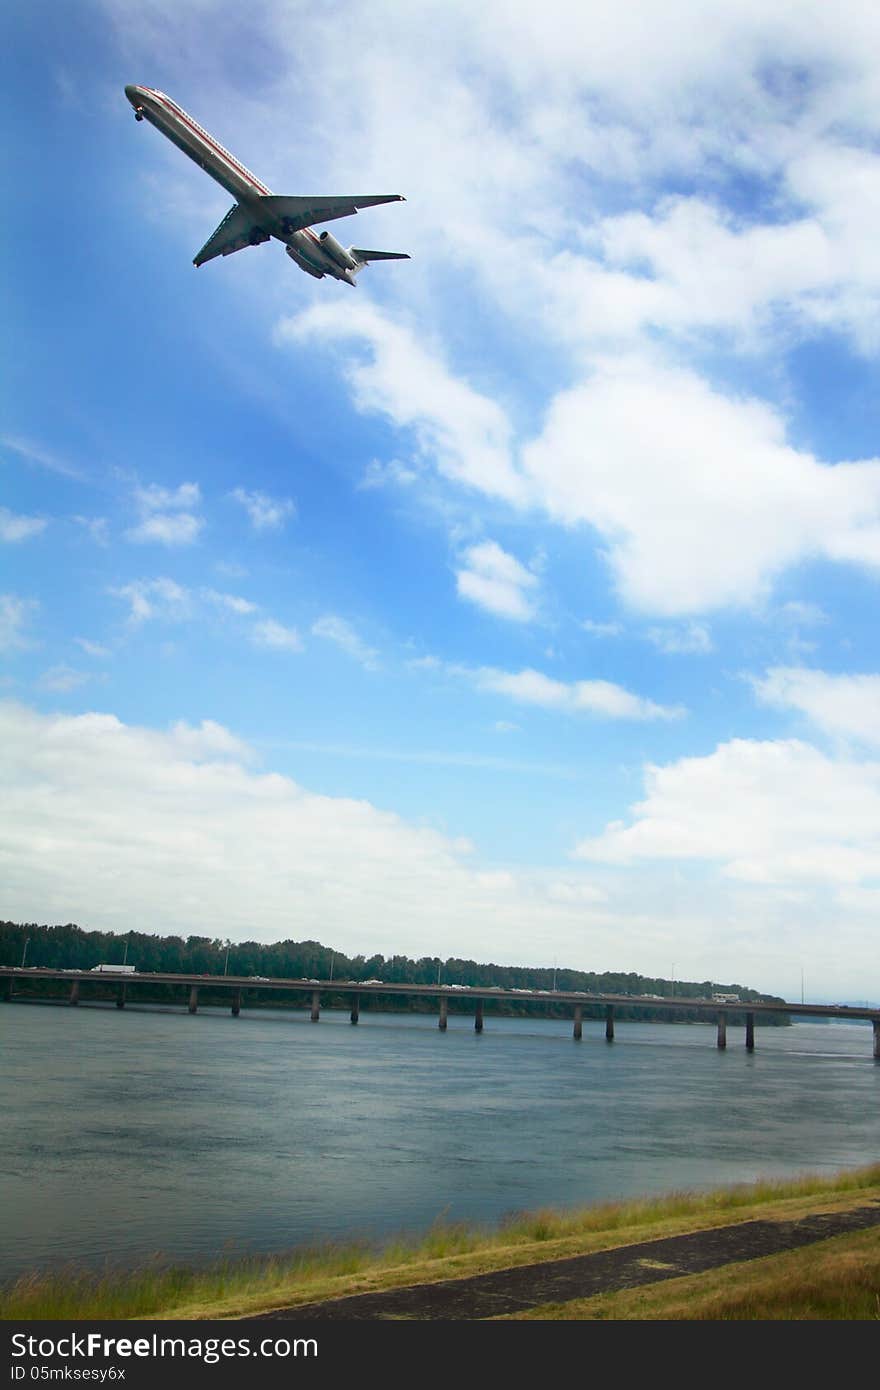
xmin=700 ymin=1253 xmax=880 ymax=1320
xmin=3 ymin=1163 xmax=879 ymax=1321
xmin=0 ymin=1244 xmax=376 ymax=1321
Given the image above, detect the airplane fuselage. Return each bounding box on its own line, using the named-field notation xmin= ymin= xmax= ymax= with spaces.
xmin=124 ymin=85 xmax=371 ymax=282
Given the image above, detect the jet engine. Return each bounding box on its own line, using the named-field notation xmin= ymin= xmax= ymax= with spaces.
xmin=318 ymin=230 xmax=358 ymax=271
xmin=286 ymin=245 xmax=324 ymax=279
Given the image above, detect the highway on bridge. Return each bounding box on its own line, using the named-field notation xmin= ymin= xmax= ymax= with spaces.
xmin=3 ymin=965 xmax=879 ymax=1055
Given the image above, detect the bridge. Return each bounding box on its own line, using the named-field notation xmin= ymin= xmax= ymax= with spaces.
xmin=3 ymin=965 xmax=879 ymax=1056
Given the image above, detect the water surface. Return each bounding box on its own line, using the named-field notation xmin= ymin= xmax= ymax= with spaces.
xmin=1 ymin=1000 xmax=877 ymax=1280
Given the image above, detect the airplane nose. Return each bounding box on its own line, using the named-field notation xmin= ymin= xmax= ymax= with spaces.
xmin=125 ymin=85 xmax=147 ymax=119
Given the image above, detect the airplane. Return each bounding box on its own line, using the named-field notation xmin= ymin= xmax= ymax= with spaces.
xmin=124 ymin=85 xmax=409 ymax=285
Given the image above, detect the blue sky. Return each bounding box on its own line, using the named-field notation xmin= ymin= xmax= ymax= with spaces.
xmin=4 ymin=0 xmax=880 ymax=1000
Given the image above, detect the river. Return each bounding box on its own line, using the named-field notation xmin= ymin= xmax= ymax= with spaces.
xmin=1 ymin=999 xmax=877 ymax=1281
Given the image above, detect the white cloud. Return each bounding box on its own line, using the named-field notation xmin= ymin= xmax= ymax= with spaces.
xmin=581 ymin=619 xmax=623 ymax=637
xmin=135 ymin=483 xmax=201 ymax=512
xmin=111 ymin=586 xmax=299 ymax=659
xmin=127 ymin=482 xmax=204 ymax=546
xmin=230 ymin=487 xmax=296 ymax=531
xmin=277 ymin=302 xmax=526 ymax=505
xmin=110 ymin=578 xmax=192 ymax=626
xmin=753 ymin=667 xmax=880 ymax=748
xmin=75 ymin=639 xmax=111 ymax=659
xmin=252 ymin=618 xmax=303 ymax=651
xmin=2 ymin=434 xmax=83 ymax=479
xmin=520 ymin=357 xmax=880 ymax=615
xmin=0 ymin=701 xmax=610 ymax=962
xmin=311 ymin=614 xmax=379 ymax=669
xmin=37 ymin=665 xmax=92 ymax=693
xmin=166 ymin=717 xmax=254 ymax=763
xmin=777 ymin=601 xmax=828 ymax=627
xmin=585 ymin=193 xmax=864 ymax=348
xmin=203 ymin=589 xmax=259 ymax=616
xmin=574 ymin=737 xmax=880 ymax=887
xmin=0 ymin=508 xmax=47 ymax=542
xmin=358 ymin=458 xmax=420 ymax=490
xmin=470 ymin=665 xmax=684 ymax=721
xmin=0 ymin=595 xmax=39 ymax=652
xmin=279 ymin=298 xmax=880 ymax=618
xmin=455 ymin=540 xmax=539 ymax=622
xmin=647 ymin=623 xmax=713 ymax=654
xmin=72 ymin=516 xmax=110 ymax=545
xmin=127 ymin=513 xmax=204 ymax=545
xmin=546 ymin=879 xmax=607 ymax=906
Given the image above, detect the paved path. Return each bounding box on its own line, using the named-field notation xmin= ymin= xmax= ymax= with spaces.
xmin=253 ymin=1201 xmax=880 ymax=1320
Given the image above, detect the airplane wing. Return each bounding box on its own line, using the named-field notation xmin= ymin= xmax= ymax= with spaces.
xmin=193 ymin=204 xmax=270 ymax=267
xmin=259 ymin=193 xmax=405 ymax=234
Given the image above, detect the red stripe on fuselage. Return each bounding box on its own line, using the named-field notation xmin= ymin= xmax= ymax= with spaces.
xmin=148 ymin=89 xmax=271 ymax=196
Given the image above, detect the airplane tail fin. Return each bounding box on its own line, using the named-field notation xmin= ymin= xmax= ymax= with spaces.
xmin=350 ymin=248 xmax=411 ymax=275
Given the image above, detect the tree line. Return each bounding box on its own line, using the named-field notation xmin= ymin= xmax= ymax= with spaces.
xmin=0 ymin=920 xmax=788 ymax=1023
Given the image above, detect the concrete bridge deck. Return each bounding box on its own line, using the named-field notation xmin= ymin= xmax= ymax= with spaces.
xmin=2 ymin=965 xmax=878 ymax=1055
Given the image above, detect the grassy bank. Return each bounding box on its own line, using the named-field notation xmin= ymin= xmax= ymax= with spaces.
xmin=3 ymin=1164 xmax=879 ymax=1321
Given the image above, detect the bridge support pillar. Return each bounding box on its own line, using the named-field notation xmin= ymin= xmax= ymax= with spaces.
xmin=717 ymin=1012 xmax=727 ymax=1049
xmin=438 ymin=996 xmax=448 ymax=1031
xmin=350 ymin=993 xmax=360 ymax=1024
xmin=874 ymin=1019 xmax=880 ymax=1060
xmin=69 ymin=980 xmax=80 ymax=1006
xmin=311 ymin=990 xmax=320 ymax=1022
xmin=188 ymin=986 xmax=198 ymax=1014
xmin=231 ymin=988 xmax=241 ymax=1017
xmin=116 ymin=984 xmax=126 ymax=1009
xmin=573 ymin=1003 xmax=583 ymax=1040
xmin=4 ymin=976 xmax=14 ymax=1001
xmin=475 ymin=999 xmax=484 ymax=1033
xmin=605 ymin=1004 xmax=614 ymax=1041
xmin=745 ymin=1012 xmax=755 ymax=1051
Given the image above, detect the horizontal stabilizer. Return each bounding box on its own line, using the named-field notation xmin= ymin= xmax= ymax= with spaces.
xmin=260 ymin=193 xmax=405 ymax=235
xmin=351 ymin=249 xmax=411 ymax=263
xmin=193 ymin=204 xmax=269 ymax=266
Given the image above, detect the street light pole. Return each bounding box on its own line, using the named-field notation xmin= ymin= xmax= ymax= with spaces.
xmin=21 ymin=938 xmax=29 ymax=967
xmin=224 ymin=942 xmax=230 ymax=976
